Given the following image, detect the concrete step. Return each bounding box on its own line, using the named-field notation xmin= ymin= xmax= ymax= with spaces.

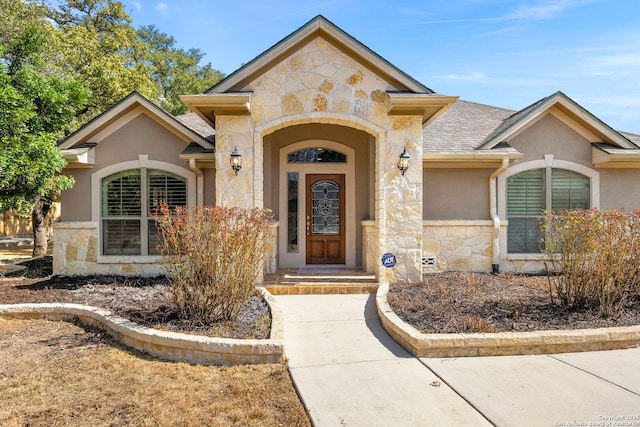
xmin=263 ymin=283 xmax=379 ymax=295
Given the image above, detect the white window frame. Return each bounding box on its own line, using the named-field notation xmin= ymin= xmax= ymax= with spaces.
xmin=498 ymin=155 xmax=599 ymax=257
xmin=91 ymin=155 xmax=196 ymax=263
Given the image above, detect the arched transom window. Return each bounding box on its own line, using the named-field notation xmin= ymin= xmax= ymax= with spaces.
xmin=287 ymin=148 xmax=347 ymax=163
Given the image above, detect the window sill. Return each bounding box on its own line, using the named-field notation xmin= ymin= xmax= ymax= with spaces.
xmin=97 ymin=255 xmax=162 ymax=264
xmin=506 ymin=253 xmax=546 ymax=261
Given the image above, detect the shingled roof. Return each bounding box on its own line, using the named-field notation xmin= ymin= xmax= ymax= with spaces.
xmin=423 ymin=93 xmax=640 ymax=156
xmin=175 ymin=112 xmax=215 ymax=144
xmin=422 ymin=99 xmax=515 ymax=154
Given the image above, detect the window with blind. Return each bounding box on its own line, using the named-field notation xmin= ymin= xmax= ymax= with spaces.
xmin=507 ymin=168 xmax=589 ymax=253
xmin=102 ymin=169 xmax=187 ymax=256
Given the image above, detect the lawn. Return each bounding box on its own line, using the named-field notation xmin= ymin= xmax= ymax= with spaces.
xmin=0 ymin=318 xmax=310 ymax=426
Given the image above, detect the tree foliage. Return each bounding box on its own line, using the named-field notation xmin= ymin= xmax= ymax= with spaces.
xmin=49 ymin=0 xmax=224 ymax=122
xmin=0 ymin=0 xmax=224 ymax=254
xmin=0 ymin=26 xmax=88 ymax=214
xmin=136 ymin=25 xmax=224 ymax=115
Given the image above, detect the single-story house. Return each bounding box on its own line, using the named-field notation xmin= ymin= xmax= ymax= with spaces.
xmin=54 ymin=15 xmax=640 ymax=284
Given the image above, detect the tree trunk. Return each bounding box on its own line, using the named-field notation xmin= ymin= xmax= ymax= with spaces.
xmin=32 ymin=196 xmax=51 ymax=258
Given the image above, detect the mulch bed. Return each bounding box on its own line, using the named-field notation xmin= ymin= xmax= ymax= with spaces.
xmin=388 ymin=272 xmax=640 ymax=333
xmin=0 ymin=257 xmax=271 ymax=339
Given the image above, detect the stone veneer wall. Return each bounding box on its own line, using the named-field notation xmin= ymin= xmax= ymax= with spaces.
xmin=53 ymin=222 xmax=163 ymax=276
xmin=54 ymin=221 xmax=279 ymax=277
xmin=214 ymin=36 xmax=425 ymax=284
xmin=500 ymin=257 xmax=547 ymax=274
xmin=423 ymin=221 xmax=504 ymax=273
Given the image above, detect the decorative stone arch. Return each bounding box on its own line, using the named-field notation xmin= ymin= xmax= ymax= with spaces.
xmin=255 ymin=112 xmax=387 ymax=275
xmin=254 ymin=111 xmax=386 ymax=206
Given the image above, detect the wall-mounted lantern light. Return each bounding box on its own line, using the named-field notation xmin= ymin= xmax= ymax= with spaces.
xmin=397 ymin=147 xmax=410 ymax=176
xmin=230 ymin=147 xmax=242 ymax=176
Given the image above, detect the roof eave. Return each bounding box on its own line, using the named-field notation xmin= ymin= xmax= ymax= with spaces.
xmin=480 ymin=92 xmax=636 ymax=150
xmin=423 ymin=152 xmax=524 ymax=167
xmin=59 ymin=92 xmax=213 ymax=150
xmin=592 ymin=145 xmax=640 ymax=168
xmin=180 ymin=93 xmax=251 ymax=125
xmin=389 ymin=94 xmax=458 ymax=124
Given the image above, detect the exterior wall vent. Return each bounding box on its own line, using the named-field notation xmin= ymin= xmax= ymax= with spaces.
xmin=422 ymin=256 xmax=436 ymax=268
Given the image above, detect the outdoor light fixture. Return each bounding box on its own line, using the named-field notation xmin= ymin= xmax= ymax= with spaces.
xmin=230 ymin=147 xmax=242 ymax=176
xmin=397 ymin=147 xmax=410 ymax=176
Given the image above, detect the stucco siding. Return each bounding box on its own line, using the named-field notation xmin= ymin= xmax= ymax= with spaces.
xmin=60 ymin=114 xmax=194 ymax=222
xmin=92 ymin=114 xmax=190 ymax=170
xmin=203 ymin=168 xmax=216 ymax=206
xmin=600 ymin=169 xmax=640 ymax=210
xmin=509 ymin=113 xmax=592 ymax=166
xmin=423 ymin=168 xmax=492 ymax=220
xmin=60 ymin=168 xmax=92 ymax=221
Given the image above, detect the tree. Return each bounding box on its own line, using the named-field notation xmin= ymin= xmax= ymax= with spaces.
xmin=49 ymin=0 xmax=159 ymax=127
xmin=136 ymin=25 xmax=224 ymax=115
xmin=0 ymin=26 xmax=88 ymax=256
xmin=47 ymin=1 xmax=225 ymax=125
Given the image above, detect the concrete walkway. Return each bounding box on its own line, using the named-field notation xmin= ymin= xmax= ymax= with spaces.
xmin=277 ymin=294 xmax=640 ymax=427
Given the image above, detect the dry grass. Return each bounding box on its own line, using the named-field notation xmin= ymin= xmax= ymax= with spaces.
xmin=0 ymin=318 xmax=310 ymax=427
xmin=0 ymin=243 xmax=52 ymax=261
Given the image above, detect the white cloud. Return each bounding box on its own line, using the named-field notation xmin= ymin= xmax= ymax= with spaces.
xmin=154 ymin=2 xmax=169 ymax=14
xmin=437 ymin=72 xmax=489 ymax=81
xmin=579 ymin=95 xmax=640 ymax=109
xmin=505 ymin=0 xmax=597 ymax=21
xmin=131 ymin=1 xmax=142 ymax=12
xmin=586 ymin=53 xmax=640 ymax=68
xmin=397 ymin=0 xmax=600 ymax=25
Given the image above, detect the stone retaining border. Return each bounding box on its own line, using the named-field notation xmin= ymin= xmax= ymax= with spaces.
xmin=376 ymin=283 xmax=640 ymax=357
xmin=0 ymin=288 xmax=285 ymax=366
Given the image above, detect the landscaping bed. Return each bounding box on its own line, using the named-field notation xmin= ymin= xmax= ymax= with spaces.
xmin=388 ymin=272 xmax=640 ymax=334
xmin=0 ymin=257 xmax=271 ymax=339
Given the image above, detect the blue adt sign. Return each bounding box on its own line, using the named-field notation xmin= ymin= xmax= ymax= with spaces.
xmin=381 ymin=253 xmax=397 ymax=268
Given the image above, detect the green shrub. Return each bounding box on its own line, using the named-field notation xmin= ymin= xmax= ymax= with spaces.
xmin=542 ymin=209 xmax=640 ymax=317
xmin=155 ymin=205 xmax=274 ymax=323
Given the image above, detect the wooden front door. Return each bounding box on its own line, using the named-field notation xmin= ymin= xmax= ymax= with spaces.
xmin=306 ymin=174 xmax=345 ymax=264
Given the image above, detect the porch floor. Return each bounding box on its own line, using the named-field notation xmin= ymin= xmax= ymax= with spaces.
xmin=262 ymin=268 xmax=378 ymax=295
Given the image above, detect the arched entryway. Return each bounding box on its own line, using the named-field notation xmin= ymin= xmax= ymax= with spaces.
xmin=261 ymin=123 xmax=374 ymax=269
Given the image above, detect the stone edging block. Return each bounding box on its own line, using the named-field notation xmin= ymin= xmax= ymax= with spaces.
xmin=376 ymin=283 xmax=640 ymax=357
xmin=0 ymin=287 xmax=285 ymax=365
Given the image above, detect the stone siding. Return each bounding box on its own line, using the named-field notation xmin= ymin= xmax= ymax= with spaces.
xmin=422 ymin=221 xmax=499 ymax=273
xmin=54 ymin=221 xmax=277 ymax=278
xmin=53 ymin=222 xmax=163 ymax=276
xmin=215 ymin=36 xmax=425 ymax=284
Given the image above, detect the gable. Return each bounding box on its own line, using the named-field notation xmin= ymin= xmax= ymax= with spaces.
xmin=60 ymin=93 xmax=212 ymax=150
xmin=509 ymin=113 xmax=593 ymax=166
xmin=480 ymin=92 xmax=635 ymax=150
xmin=92 ymin=114 xmax=191 ymax=170
xmin=208 ymin=15 xmax=432 ymax=95
xmin=60 ymin=92 xmax=214 ymax=168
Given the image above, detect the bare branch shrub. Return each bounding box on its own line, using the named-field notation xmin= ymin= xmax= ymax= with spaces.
xmin=542 ymin=209 xmax=640 ymax=317
xmin=155 ymin=205 xmax=274 ymax=323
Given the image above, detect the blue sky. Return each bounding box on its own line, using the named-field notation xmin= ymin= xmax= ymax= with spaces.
xmin=123 ymin=0 xmax=640 ymax=134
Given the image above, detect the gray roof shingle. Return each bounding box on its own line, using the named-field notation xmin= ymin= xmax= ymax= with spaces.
xmin=176 ymin=113 xmax=215 ymax=144
xmin=422 ymin=100 xmax=515 ymax=154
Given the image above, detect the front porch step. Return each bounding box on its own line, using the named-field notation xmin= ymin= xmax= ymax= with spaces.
xmin=263 ymin=283 xmax=378 ymax=295
xmin=262 ymin=268 xmax=378 ymax=294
